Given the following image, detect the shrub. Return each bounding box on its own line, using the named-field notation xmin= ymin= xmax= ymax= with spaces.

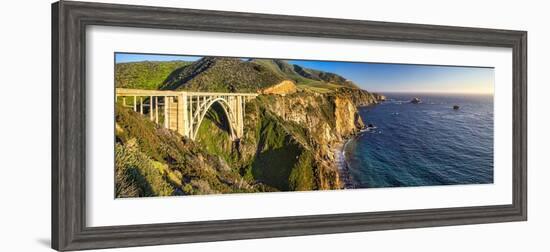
xmin=115 ymin=139 xmax=174 ymax=197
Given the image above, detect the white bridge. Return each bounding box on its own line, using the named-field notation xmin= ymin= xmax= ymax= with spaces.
xmin=116 ymin=88 xmax=258 ymax=140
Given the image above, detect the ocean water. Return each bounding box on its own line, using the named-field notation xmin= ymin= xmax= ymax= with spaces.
xmin=344 ymin=93 xmax=494 ymax=188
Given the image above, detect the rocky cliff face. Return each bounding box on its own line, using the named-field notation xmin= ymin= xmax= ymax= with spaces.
xmin=259 ymin=91 xmax=366 ymax=145
xmin=223 ymin=88 xmax=377 ymax=191
xmin=372 ymin=93 xmax=386 ymax=101
xmin=258 ymin=89 xmax=376 ymax=189
xmin=337 ymin=88 xmax=379 ymax=106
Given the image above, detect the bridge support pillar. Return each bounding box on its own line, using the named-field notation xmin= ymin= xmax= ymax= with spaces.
xmin=235 ymin=96 xmax=244 ymax=139
xmin=188 ymin=95 xmax=194 ymax=140
xmin=163 ymin=96 xmax=169 ymax=129
xmin=179 ymin=93 xmax=188 ymax=137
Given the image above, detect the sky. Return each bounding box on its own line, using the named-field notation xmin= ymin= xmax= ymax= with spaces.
xmin=116 ymin=53 xmax=494 ymax=94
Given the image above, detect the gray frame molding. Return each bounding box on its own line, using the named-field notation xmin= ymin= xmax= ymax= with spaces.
xmin=52 ymin=1 xmax=527 ymax=251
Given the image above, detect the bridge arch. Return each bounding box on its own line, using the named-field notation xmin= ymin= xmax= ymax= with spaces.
xmin=192 ymin=97 xmax=237 ymax=141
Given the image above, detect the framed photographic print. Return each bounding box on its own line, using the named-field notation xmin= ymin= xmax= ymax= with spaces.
xmin=52 ymin=1 xmax=527 ymax=251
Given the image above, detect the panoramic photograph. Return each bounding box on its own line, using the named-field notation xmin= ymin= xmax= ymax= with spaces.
xmin=114 ymin=53 xmax=494 ymax=198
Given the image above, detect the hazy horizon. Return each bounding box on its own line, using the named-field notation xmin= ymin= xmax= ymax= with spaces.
xmin=115 ymin=53 xmax=494 ymax=95
xmin=365 ymin=91 xmax=494 ymax=95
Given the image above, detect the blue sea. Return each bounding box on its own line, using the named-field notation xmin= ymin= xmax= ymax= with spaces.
xmin=344 ymin=93 xmax=494 ymax=188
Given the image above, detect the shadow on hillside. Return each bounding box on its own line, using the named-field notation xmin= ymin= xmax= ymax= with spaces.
xmin=251 ymin=144 xmax=301 ymax=191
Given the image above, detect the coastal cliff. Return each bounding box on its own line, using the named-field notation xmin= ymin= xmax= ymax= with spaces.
xmin=187 ymin=88 xmax=375 ymax=192
xmin=244 ymin=90 xmax=371 ymax=190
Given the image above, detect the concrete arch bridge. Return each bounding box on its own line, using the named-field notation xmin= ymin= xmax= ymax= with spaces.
xmin=116 ymin=88 xmax=258 ymax=140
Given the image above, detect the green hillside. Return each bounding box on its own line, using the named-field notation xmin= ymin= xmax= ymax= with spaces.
xmin=106 ymin=57 xmax=362 ymax=93
xmin=161 ymin=57 xmax=284 ymax=92
xmin=115 ymin=61 xmax=191 ymax=90
xmin=249 ymin=59 xmax=360 ymax=92
xmin=115 ymin=103 xmax=271 ymax=197
xmin=115 ymin=57 xmax=362 ymax=93
xmin=250 ymin=59 xmax=310 ymax=83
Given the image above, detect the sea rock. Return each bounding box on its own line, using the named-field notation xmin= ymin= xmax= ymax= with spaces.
xmin=453 ymin=105 xmax=460 ymax=110
xmin=373 ymin=93 xmax=386 ymax=101
xmin=410 ymin=97 xmax=421 ymax=104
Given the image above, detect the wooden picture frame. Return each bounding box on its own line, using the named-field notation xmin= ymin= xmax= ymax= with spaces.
xmin=52 ymin=1 xmax=527 ymax=251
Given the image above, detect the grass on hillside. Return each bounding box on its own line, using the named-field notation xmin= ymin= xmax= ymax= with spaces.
xmin=115 ymin=61 xmax=190 ymax=90
xmin=296 ymin=81 xmax=345 ymax=93
xmin=162 ymin=57 xmax=284 ymax=92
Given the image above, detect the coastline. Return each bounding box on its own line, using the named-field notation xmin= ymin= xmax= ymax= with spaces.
xmin=334 ymin=137 xmax=355 ymax=189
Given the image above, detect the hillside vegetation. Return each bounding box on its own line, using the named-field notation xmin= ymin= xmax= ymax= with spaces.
xmin=114 ymin=57 xmax=361 ymax=93
xmin=251 ymin=59 xmax=359 ymax=89
xmin=161 ymin=57 xmax=284 ymax=92
xmin=115 ymin=103 xmax=272 ymax=197
xmin=115 ymin=61 xmax=191 ymax=90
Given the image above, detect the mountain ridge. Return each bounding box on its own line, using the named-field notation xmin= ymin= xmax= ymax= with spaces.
xmin=116 ymin=57 xmax=363 ymax=93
